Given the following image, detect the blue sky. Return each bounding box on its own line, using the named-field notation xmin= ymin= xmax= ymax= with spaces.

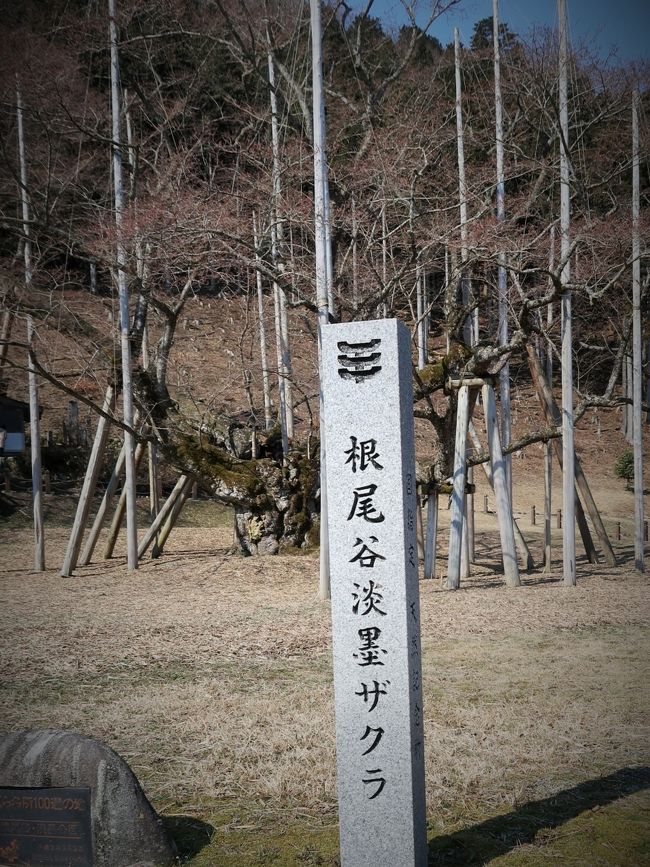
xmin=360 ymin=0 xmax=650 ymax=64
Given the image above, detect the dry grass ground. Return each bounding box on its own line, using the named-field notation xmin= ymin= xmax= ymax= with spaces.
xmin=1 ymin=453 xmax=649 ymax=865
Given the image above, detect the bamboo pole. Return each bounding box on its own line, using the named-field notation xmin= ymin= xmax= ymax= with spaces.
xmin=61 ymin=386 xmax=116 ymax=577
xmin=632 ymin=88 xmax=645 ymax=573
xmin=558 ymin=0 xmax=576 ymax=585
xmin=311 ymin=0 xmax=332 ymax=600
xmin=483 ymin=384 xmax=520 ymax=586
xmin=16 ymin=79 xmax=44 ymax=572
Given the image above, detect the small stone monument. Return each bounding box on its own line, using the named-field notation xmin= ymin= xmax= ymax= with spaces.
xmin=0 ymin=730 xmax=176 ymax=867
xmin=322 ymin=318 xmax=427 ymax=867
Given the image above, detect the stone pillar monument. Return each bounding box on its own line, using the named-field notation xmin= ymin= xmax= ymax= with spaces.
xmin=322 ymin=318 xmax=427 ymax=867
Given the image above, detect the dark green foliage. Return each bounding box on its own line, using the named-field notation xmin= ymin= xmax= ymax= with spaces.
xmin=470 ymin=16 xmax=518 ymax=52
xmin=614 ymin=449 xmax=634 ymax=489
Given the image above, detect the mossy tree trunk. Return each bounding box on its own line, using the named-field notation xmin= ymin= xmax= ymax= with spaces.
xmin=163 ymin=433 xmax=320 ymax=555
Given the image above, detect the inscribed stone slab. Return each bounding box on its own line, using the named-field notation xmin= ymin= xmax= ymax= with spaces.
xmin=322 ymin=318 xmax=426 ymax=867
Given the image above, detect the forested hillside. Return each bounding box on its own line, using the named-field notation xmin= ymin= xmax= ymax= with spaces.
xmin=0 ymin=0 xmax=648 ymax=555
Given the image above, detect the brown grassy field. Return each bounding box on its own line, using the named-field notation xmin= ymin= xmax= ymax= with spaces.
xmin=1 ymin=443 xmax=649 ymax=866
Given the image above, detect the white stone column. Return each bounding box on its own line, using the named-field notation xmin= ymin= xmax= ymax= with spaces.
xmin=322 ymin=318 xmax=426 ymax=867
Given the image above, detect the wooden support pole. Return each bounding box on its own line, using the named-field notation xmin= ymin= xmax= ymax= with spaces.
xmin=311 ymin=0 xmax=332 ymax=602
xmin=544 ymin=228 xmax=555 ymax=573
xmin=467 ymin=465 xmax=475 ymax=562
xmin=424 ymin=491 xmax=438 ymax=580
xmin=138 ymin=474 xmax=189 ymax=559
xmin=102 ymin=440 xmax=147 ymax=559
xmin=148 ymin=442 xmax=160 ymax=517
xmin=61 ymin=385 xmax=115 ymax=577
xmin=483 ymin=384 xmax=520 ymax=586
xmin=151 ymin=476 xmax=193 ymax=558
xmin=527 ymin=346 xmax=615 ymax=565
xmin=0 ymin=310 xmax=13 ymax=374
xmin=493 ymin=0 xmax=512 ymax=499
xmin=416 ymin=498 xmax=425 ymax=562
xmin=558 ymin=0 xmax=576 ymax=586
xmin=632 ymin=88 xmax=645 ymax=573
xmin=460 ymin=509 xmax=470 ymax=579
xmin=109 ymin=0 xmax=138 ymax=571
xmin=16 ymin=79 xmax=44 ymax=572
xmin=79 ymin=440 xmax=127 ymax=566
xmin=468 ymin=421 xmax=534 ymax=570
xmin=446 ymin=385 xmax=471 ymax=589
xmin=253 ymin=212 xmax=273 ymax=430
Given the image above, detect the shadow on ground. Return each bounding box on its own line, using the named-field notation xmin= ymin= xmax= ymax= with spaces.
xmin=428 ymin=766 xmax=650 ymax=865
xmin=163 ymin=815 xmax=216 ymax=860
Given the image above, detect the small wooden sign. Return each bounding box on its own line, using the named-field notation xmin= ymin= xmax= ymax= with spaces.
xmin=0 ymin=787 xmax=93 ymax=866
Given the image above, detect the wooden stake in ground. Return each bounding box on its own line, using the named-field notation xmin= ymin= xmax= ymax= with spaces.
xmin=558 ymin=0 xmax=576 ymax=585
xmin=631 ymin=88 xmax=645 ymax=573
xmin=79 ymin=439 xmax=127 ymax=566
xmin=109 ymin=0 xmax=138 ymax=570
xmin=102 ymin=439 xmax=147 ymax=560
xmin=137 ymin=474 xmax=189 ymax=559
xmin=151 ymin=476 xmax=194 ymax=558
xmin=61 ymin=386 xmax=116 ymax=577
xmin=468 ymin=421 xmax=534 ymax=571
xmin=16 ymin=78 xmax=44 ymax=572
xmin=483 ymin=384 xmax=520 ymax=586
xmin=446 ymin=385 xmax=472 ymax=589
xmin=424 ymin=491 xmax=438 ymax=580
xmin=527 ymin=346 xmax=615 ymax=566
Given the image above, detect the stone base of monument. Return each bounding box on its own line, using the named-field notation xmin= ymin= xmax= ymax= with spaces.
xmin=0 ymin=730 xmax=176 ymax=867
